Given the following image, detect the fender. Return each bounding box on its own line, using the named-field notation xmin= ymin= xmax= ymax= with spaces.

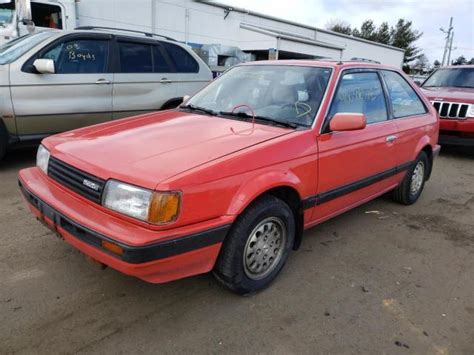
xmin=413 ymin=134 xmax=433 ymax=161
xmin=226 ymin=169 xmax=304 ymax=216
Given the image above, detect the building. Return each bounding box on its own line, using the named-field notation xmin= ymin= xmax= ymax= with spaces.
xmin=75 ymin=0 xmax=405 ymax=68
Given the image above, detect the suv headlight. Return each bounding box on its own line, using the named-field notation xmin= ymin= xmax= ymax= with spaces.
xmin=36 ymin=145 xmax=50 ymax=174
xmin=102 ymin=180 xmax=181 ymax=224
xmin=468 ymin=104 xmax=474 ymax=118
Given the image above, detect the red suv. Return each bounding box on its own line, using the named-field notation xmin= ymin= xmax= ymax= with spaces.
xmin=19 ymin=61 xmax=440 ymax=295
xmin=421 ymin=65 xmax=474 ymax=146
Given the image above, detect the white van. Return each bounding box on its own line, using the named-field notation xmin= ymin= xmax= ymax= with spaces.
xmin=0 ymin=27 xmax=213 ymax=160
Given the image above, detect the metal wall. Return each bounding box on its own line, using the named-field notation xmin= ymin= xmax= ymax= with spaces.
xmin=75 ymin=0 xmax=405 ymax=67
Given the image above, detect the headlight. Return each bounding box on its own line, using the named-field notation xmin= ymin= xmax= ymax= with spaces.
xmin=36 ymin=145 xmax=50 ymax=174
xmin=102 ymin=180 xmax=181 ymax=224
xmin=468 ymin=104 xmax=474 ymax=118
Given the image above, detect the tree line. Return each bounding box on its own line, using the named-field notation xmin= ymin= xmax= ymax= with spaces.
xmin=327 ymin=19 xmax=473 ymax=73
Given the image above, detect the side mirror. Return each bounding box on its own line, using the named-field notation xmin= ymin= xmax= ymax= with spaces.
xmin=329 ymin=113 xmax=366 ymax=132
xmin=414 ymin=80 xmax=422 ymax=86
xmin=33 ymin=59 xmax=55 ymax=74
xmin=21 ymin=19 xmax=36 ymax=33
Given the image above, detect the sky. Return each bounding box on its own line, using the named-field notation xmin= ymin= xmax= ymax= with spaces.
xmin=225 ymin=0 xmax=474 ymax=64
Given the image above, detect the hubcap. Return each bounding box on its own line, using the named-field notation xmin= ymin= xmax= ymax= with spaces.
xmin=410 ymin=161 xmax=425 ymax=195
xmin=243 ymin=217 xmax=287 ymax=280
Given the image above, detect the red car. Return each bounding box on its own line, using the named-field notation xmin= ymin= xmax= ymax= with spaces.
xmin=421 ymin=65 xmax=474 ymax=146
xmin=19 ymin=61 xmax=440 ymax=294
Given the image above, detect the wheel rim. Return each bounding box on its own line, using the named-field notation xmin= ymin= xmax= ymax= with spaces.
xmin=410 ymin=161 xmax=425 ymax=195
xmin=243 ymin=217 xmax=287 ymax=280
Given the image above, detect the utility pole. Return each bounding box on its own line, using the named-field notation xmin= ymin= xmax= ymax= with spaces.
xmin=447 ymin=31 xmax=454 ymax=65
xmin=440 ymin=17 xmax=453 ymax=66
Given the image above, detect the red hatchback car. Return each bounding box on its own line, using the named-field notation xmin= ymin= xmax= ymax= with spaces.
xmin=19 ymin=61 xmax=440 ymax=294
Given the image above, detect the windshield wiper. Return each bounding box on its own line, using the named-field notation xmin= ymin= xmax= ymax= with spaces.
xmin=181 ymin=104 xmax=218 ymax=116
xmin=219 ymin=111 xmax=299 ymax=129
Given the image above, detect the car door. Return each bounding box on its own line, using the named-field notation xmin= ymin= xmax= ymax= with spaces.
xmin=312 ymin=70 xmax=398 ymax=223
xmin=380 ymin=70 xmax=430 ymax=167
xmin=10 ymin=34 xmax=113 ymax=135
xmin=112 ymin=38 xmax=178 ymax=119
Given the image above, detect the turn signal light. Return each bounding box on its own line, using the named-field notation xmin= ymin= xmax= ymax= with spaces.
xmin=101 ymin=240 xmax=124 ymax=256
xmin=148 ymin=192 xmax=181 ymax=224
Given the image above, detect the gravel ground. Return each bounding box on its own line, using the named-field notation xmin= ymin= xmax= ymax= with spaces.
xmin=1 ymin=146 xmax=473 ymax=354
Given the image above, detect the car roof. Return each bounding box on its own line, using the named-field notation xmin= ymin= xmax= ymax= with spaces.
xmin=438 ymin=65 xmax=474 ymax=69
xmin=56 ymin=28 xmax=178 ymax=44
xmin=239 ymin=59 xmax=401 ymax=71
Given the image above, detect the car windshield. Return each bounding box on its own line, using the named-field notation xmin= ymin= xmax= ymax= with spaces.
xmin=423 ymin=67 xmax=474 ymax=89
xmin=184 ymin=65 xmax=332 ymax=128
xmin=0 ymin=1 xmax=14 ymax=26
xmin=0 ymin=31 xmax=55 ymax=65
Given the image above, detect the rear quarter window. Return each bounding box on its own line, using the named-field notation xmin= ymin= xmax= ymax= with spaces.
xmin=381 ymin=70 xmax=427 ymax=118
xmin=162 ymin=43 xmax=199 ymax=73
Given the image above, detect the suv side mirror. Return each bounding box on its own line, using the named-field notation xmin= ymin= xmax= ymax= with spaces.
xmin=329 ymin=113 xmax=366 ymax=132
xmin=33 ymin=59 xmax=55 ymax=74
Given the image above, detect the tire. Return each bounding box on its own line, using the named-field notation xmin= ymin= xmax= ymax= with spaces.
xmin=213 ymin=195 xmax=295 ymax=295
xmin=161 ymin=98 xmax=182 ymax=110
xmin=392 ymin=151 xmax=429 ymax=205
xmin=0 ymin=122 xmax=7 ymax=161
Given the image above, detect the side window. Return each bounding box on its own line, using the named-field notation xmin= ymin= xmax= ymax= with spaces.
xmin=153 ymin=46 xmax=172 ymax=73
xmin=162 ymin=43 xmax=199 ymax=73
xmin=118 ymin=42 xmax=153 ymax=73
xmin=382 ymin=70 xmax=427 ymax=118
xmin=31 ymin=3 xmax=63 ymax=29
xmin=329 ymin=72 xmax=388 ymax=124
xmin=41 ymin=39 xmax=109 ymax=74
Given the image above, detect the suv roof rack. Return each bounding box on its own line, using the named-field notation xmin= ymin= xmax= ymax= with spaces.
xmin=75 ymin=26 xmax=176 ymax=41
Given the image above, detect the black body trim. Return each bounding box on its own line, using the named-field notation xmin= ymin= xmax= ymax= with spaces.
xmin=302 ymin=161 xmax=413 ymax=209
xmin=19 ymin=180 xmax=230 ymax=264
xmin=439 ymin=134 xmax=474 ymax=147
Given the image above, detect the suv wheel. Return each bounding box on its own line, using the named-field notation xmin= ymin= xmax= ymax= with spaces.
xmin=213 ymin=195 xmax=295 ymax=295
xmin=392 ymin=151 xmax=429 ymax=205
xmin=0 ymin=123 xmax=7 ymax=161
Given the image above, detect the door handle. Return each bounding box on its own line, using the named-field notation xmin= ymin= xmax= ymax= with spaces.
xmin=386 ymin=135 xmax=398 ymax=143
xmin=95 ymin=78 xmax=111 ymax=85
xmin=160 ymin=78 xmax=172 ymax=84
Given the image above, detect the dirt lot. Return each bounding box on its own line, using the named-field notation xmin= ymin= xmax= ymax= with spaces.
xmin=1 ymin=147 xmax=473 ymax=354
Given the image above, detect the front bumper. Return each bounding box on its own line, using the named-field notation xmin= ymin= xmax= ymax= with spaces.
xmin=18 ymin=168 xmax=231 ymax=283
xmin=438 ymin=119 xmax=474 ymax=146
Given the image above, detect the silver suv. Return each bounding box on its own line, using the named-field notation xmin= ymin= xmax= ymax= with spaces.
xmin=0 ymin=27 xmax=212 ymax=160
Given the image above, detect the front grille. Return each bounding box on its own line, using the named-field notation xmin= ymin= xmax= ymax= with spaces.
xmin=48 ymin=157 xmax=106 ymax=204
xmin=431 ymin=101 xmax=470 ymax=119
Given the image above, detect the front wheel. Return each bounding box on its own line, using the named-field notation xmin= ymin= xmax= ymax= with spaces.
xmin=392 ymin=151 xmax=429 ymax=205
xmin=0 ymin=123 xmax=7 ymax=161
xmin=213 ymin=195 xmax=295 ymax=295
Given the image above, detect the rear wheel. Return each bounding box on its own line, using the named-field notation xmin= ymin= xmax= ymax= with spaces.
xmin=213 ymin=195 xmax=295 ymax=295
xmin=392 ymin=151 xmax=429 ymax=205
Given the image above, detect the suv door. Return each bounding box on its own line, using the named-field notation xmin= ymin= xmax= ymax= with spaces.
xmin=10 ymin=34 xmax=113 ymax=135
xmin=161 ymin=42 xmax=210 ymax=98
xmin=313 ymin=70 xmax=398 ymax=222
xmin=112 ymin=38 xmax=178 ymax=119
xmin=380 ymin=70 xmax=430 ymax=167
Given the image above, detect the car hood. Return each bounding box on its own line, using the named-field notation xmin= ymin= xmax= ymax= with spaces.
xmin=45 ymin=111 xmax=293 ymax=189
xmin=421 ymin=86 xmax=474 ymax=103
